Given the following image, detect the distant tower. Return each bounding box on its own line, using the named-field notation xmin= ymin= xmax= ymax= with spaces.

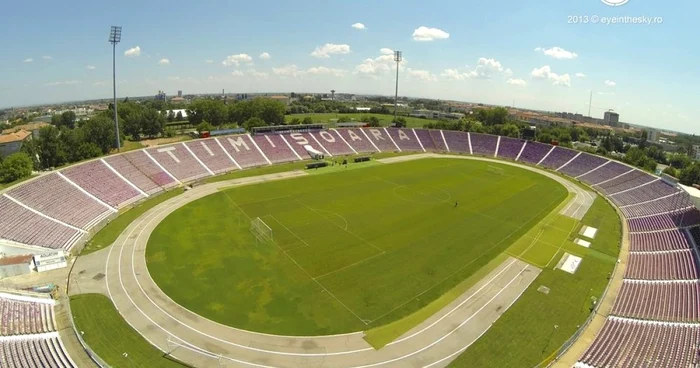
xmin=177 ymin=90 xmax=182 ymax=97
xmin=331 ymin=90 xmax=336 ymax=101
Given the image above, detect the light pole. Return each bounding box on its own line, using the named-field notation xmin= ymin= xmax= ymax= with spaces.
xmin=393 ymin=50 xmax=402 ymax=123
xmin=109 ymin=26 xmax=122 ymax=152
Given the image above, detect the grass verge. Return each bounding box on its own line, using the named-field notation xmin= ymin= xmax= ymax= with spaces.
xmin=70 ymin=294 xmax=189 ymax=368
xmin=80 ymin=189 xmax=184 ymax=255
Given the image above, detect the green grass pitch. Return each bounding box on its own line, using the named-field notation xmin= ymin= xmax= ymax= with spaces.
xmin=146 ymin=158 xmax=569 ymax=336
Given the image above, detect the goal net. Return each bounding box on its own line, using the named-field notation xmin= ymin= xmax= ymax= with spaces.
xmin=250 ymin=217 xmax=273 ymax=243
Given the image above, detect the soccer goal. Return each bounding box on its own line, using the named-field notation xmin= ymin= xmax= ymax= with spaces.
xmin=250 ymin=217 xmax=273 ymax=243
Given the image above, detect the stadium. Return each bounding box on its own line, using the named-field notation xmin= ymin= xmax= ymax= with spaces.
xmin=2 ymin=125 xmax=700 ymax=367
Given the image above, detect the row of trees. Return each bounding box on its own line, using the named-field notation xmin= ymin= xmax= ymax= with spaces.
xmin=22 ymin=114 xmax=117 ymax=170
xmin=187 ymin=98 xmax=286 ymax=128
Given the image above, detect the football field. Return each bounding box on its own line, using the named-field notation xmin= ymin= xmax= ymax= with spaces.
xmin=146 ymin=158 xmax=568 ymax=336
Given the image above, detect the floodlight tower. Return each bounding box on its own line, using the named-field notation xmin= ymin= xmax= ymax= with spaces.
xmin=393 ymin=50 xmax=402 ymax=123
xmin=109 ymin=26 xmax=122 ymax=151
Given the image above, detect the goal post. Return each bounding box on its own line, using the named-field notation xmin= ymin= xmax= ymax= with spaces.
xmin=250 ymin=217 xmax=273 ymax=243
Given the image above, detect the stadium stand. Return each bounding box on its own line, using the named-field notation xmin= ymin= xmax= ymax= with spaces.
xmin=558 ymin=153 xmax=609 ymax=178
xmin=386 ymin=128 xmax=423 ymax=152
xmin=215 ymin=135 xmax=270 ymax=168
xmin=611 ymin=280 xmax=700 ymax=322
xmin=111 ymin=150 xmax=177 ymax=188
xmin=629 ymin=229 xmax=694 ymax=252
xmin=625 ymin=251 xmax=699 ymax=281
xmin=185 ymin=139 xmax=238 ymax=174
xmin=575 ymin=317 xmax=700 ymax=368
xmin=0 ymin=293 xmax=75 ymax=368
xmin=103 ymin=155 xmax=165 ymax=194
xmin=517 ymin=141 xmax=552 ymax=165
xmin=146 ymin=144 xmax=212 ymax=181
xmin=469 ymin=133 xmax=499 ymax=156
xmin=496 ymin=137 xmax=525 ymax=160
xmin=595 ymin=169 xmax=657 ymax=195
xmin=251 ymin=134 xmax=299 ymax=163
xmin=0 ymin=196 xmax=81 ymax=250
xmin=311 ymin=131 xmax=355 ymax=156
xmin=442 ymin=130 xmax=470 ymax=153
xmin=539 ymin=146 xmax=579 ymax=170
xmin=62 ymin=160 xmax=143 ymax=208
xmin=2 ymin=128 xmax=700 ymax=365
xmin=414 ymin=129 xmax=438 ymax=152
xmin=0 ymin=335 xmax=76 ymax=368
xmin=577 ymin=161 xmax=631 ymax=186
xmin=335 ymin=129 xmax=378 ymax=153
xmin=7 ymin=174 xmax=114 ymax=229
xmin=428 ymin=130 xmax=449 ymax=152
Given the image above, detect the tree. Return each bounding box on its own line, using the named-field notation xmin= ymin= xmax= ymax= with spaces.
xmin=663 ymin=166 xmax=679 ymax=178
xmin=0 ymin=152 xmax=33 ymax=183
xmin=35 ymin=125 xmax=68 ymax=169
xmin=141 ymin=108 xmax=166 ymax=137
xmin=243 ymin=117 xmax=266 ymax=131
xmin=289 ymin=117 xmax=302 ymax=125
xmin=367 ymin=116 xmax=381 ymax=127
xmin=500 ymin=123 xmax=520 ymax=138
xmin=81 ymin=115 xmax=116 ymax=153
xmin=166 ymin=110 xmax=175 ymax=122
xmin=302 ymin=117 xmax=314 ymax=125
xmin=176 ymin=111 xmax=184 ymax=121
xmin=197 ymin=121 xmax=214 ymax=133
xmin=669 ymin=153 xmax=691 ymax=170
xmin=679 ymin=164 xmax=700 ymax=186
xmin=392 ymin=117 xmax=407 ymax=128
xmin=337 ymin=116 xmax=351 ymax=123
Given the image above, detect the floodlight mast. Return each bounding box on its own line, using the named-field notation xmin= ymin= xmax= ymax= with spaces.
xmin=394 ymin=50 xmax=402 ymax=124
xmin=109 ymin=26 xmax=122 ymax=152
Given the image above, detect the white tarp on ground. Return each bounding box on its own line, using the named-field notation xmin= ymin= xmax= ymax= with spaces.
xmin=575 ymin=238 xmax=591 ymax=248
xmin=580 ymin=226 xmax=598 ymax=239
xmin=557 ymin=253 xmax=582 ymax=274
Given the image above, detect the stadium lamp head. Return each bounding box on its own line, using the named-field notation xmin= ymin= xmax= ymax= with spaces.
xmin=109 ymin=26 xmax=122 ymax=44
xmin=394 ymin=50 xmax=402 ymax=62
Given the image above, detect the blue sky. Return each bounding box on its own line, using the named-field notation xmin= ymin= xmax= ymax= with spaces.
xmin=1 ymin=0 xmax=698 ymax=134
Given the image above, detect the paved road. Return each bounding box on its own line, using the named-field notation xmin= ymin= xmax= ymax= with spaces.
xmin=100 ymin=167 xmax=542 ymax=367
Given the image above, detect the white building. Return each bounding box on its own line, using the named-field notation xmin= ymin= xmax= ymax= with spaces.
xmin=33 ymin=251 xmax=68 ymax=273
xmin=0 ymin=255 xmax=34 ymax=279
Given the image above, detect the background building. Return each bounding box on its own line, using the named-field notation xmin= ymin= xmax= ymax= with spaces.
xmin=0 ymin=130 xmax=32 ymax=158
xmin=603 ymin=111 xmax=620 ymax=126
xmin=0 ymin=255 xmax=33 ymax=279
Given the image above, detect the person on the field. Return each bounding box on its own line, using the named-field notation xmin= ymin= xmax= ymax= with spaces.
xmin=454 ymin=201 xmax=458 ymax=208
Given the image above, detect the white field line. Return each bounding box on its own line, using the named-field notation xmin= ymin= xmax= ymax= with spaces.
xmin=576 ymin=160 xmax=611 ymax=179
xmin=440 ymin=130 xmax=450 ymax=152
xmin=467 ymin=132 xmax=473 ymax=155
xmin=556 ymin=151 xmax=582 ymax=172
xmin=2 ymin=193 xmax=86 ymax=233
xmin=143 ymin=149 xmax=181 ymax=185
xmin=331 ymin=129 xmax=358 ymax=154
xmin=56 ymin=171 xmax=116 ymax=212
xmin=309 ymin=132 xmax=332 ymax=157
xmin=593 ymin=168 xmax=635 ymax=187
xmin=494 ymin=136 xmax=501 ymax=158
xmin=413 ymin=129 xmax=427 ymax=152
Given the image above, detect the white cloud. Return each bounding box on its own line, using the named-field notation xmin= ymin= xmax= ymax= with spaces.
xmin=310 ymin=43 xmax=351 ymax=58
xmin=440 ymin=68 xmax=471 ymax=81
xmin=92 ymin=81 xmax=107 ymax=86
xmin=231 ymin=70 xmax=244 ymax=76
xmin=44 ymin=80 xmax=81 ymax=87
xmin=124 ymin=46 xmax=141 ymax=57
xmin=504 ymin=68 xmax=513 ymax=77
xmin=306 ymin=66 xmax=347 ymax=77
xmin=407 ymin=68 xmax=437 ymax=82
xmin=535 ymin=46 xmax=578 ymax=60
xmin=166 ymin=76 xmax=201 ymax=84
xmin=42 ymin=56 xmax=53 ymax=60
xmin=259 ymin=52 xmax=271 ymax=60
xmin=247 ymin=69 xmax=269 ymax=79
xmin=531 ymin=65 xmax=571 ymax=86
xmin=605 ymin=80 xmax=617 ymax=87
xmin=222 ymin=53 xmax=253 ymax=66
xmin=205 ymin=59 xmax=214 ymax=64
xmin=272 ymin=65 xmax=301 ymax=77
xmin=86 ymin=65 xmax=96 ymax=70
xmin=351 ymin=23 xmax=366 ymax=30
xmin=23 ymin=58 xmax=33 ymax=63
xmin=507 ymin=78 xmax=527 ymax=87
xmin=575 ymin=72 xmax=586 ymax=78
xmin=412 ymin=26 xmax=450 ymax=41
xmin=158 ymin=58 xmax=170 ymax=65
xmin=380 ymin=48 xmax=394 ymax=55
xmin=354 ymin=50 xmax=406 ymax=77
